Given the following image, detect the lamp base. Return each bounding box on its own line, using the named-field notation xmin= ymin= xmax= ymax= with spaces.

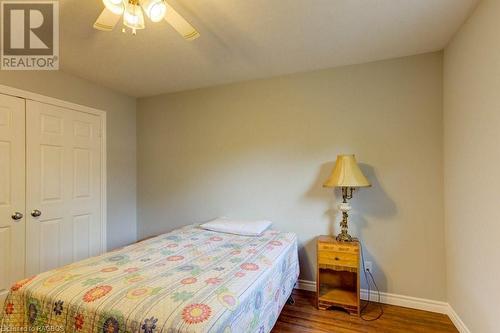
xmin=336 ymin=232 xmax=353 ymax=242
xmin=336 ymin=201 xmax=354 ymax=242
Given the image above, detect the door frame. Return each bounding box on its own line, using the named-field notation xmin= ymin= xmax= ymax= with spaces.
xmin=0 ymin=84 xmax=108 ymax=254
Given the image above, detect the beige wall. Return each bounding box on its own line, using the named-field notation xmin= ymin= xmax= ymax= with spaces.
xmin=444 ymin=0 xmax=500 ymax=331
xmin=0 ymin=71 xmax=137 ymax=250
xmin=137 ymin=52 xmax=446 ymax=300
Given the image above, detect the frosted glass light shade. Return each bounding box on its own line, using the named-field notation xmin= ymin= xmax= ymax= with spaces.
xmin=141 ymin=0 xmax=167 ymax=22
xmin=323 ymin=154 xmax=371 ymax=188
xmin=124 ymin=3 xmax=145 ymax=30
xmin=103 ymin=0 xmax=124 ymax=15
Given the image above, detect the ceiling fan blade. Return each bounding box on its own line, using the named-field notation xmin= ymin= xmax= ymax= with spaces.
xmin=164 ymin=2 xmax=200 ymax=41
xmin=93 ymin=8 xmax=121 ymax=32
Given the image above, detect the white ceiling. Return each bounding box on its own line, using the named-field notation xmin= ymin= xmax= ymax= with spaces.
xmin=60 ymin=0 xmax=479 ymax=97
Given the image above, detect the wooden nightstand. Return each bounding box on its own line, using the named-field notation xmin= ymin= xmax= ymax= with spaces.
xmin=317 ymin=236 xmax=360 ymax=315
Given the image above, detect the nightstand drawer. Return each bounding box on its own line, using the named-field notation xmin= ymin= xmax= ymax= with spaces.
xmin=318 ymin=242 xmax=359 ymax=254
xmin=318 ymin=252 xmax=358 ymax=268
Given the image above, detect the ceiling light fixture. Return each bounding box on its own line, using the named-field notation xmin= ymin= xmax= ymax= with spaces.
xmin=94 ymin=0 xmax=200 ymax=40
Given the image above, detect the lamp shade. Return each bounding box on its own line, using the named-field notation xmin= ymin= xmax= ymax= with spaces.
xmin=141 ymin=0 xmax=167 ymax=22
xmin=124 ymin=2 xmax=145 ymax=30
xmin=103 ymin=0 xmax=124 ymax=15
xmin=323 ymin=154 xmax=371 ymax=188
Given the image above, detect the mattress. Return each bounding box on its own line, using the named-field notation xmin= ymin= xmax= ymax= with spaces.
xmin=1 ymin=225 xmax=299 ymax=333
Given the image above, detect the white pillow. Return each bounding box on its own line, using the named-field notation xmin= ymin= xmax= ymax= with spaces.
xmin=200 ymin=218 xmax=273 ymax=236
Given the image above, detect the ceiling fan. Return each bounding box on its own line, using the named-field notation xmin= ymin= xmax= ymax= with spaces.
xmin=94 ymin=0 xmax=200 ymax=40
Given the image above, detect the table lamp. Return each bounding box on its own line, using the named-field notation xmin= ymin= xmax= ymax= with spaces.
xmin=323 ymin=154 xmax=371 ymax=242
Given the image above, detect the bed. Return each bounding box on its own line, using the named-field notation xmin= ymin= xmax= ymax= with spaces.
xmin=1 ymin=225 xmax=299 ymax=333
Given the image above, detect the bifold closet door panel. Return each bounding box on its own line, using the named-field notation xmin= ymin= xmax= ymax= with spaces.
xmin=0 ymin=94 xmax=25 ymax=303
xmin=26 ymin=100 xmax=102 ymax=276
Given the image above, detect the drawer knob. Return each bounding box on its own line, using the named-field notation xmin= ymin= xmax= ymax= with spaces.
xmin=335 ymin=257 xmax=340 ymax=261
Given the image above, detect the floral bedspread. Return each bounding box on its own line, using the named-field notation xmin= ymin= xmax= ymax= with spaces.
xmin=1 ymin=225 xmax=299 ymax=333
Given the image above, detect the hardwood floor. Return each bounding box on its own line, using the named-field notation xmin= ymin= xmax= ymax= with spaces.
xmin=272 ymin=289 xmax=458 ymax=333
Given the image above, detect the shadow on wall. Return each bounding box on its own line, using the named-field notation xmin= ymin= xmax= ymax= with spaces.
xmin=356 ymin=163 xmax=397 ymax=292
xmin=358 ymin=245 xmax=387 ymax=294
xmin=302 ymin=160 xmax=397 ymax=290
xmin=357 ymin=163 xmax=397 ymax=220
xmin=298 ymin=238 xmax=318 ymax=282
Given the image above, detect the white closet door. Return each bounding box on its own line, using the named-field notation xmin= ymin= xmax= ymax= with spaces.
xmin=0 ymin=94 xmax=25 ymax=303
xmin=26 ymin=100 xmax=103 ymax=276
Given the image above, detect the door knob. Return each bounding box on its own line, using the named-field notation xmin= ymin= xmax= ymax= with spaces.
xmin=11 ymin=212 xmax=23 ymax=220
xmin=31 ymin=209 xmax=42 ymax=217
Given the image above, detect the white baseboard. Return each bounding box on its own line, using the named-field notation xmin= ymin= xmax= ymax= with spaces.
xmin=296 ymin=279 xmax=316 ymax=292
xmin=360 ymin=289 xmax=450 ymax=314
xmin=295 ymin=279 xmax=470 ymax=333
xmin=446 ymin=305 xmax=471 ymax=333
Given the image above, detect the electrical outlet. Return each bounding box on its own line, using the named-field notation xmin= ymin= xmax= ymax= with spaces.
xmin=364 ymin=261 xmax=373 ymax=273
